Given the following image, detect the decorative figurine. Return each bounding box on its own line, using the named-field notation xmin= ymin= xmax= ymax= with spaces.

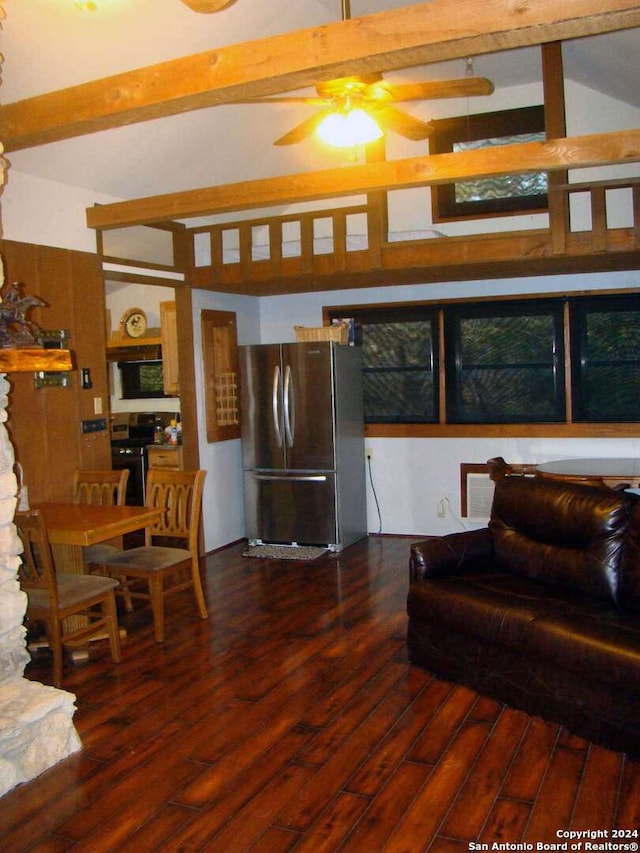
xmin=0 ymin=282 xmax=46 ymax=348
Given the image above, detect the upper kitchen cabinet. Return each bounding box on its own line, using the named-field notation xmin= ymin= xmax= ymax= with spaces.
xmin=160 ymin=300 xmax=179 ymax=396
xmin=105 ymin=282 xmax=180 ymax=411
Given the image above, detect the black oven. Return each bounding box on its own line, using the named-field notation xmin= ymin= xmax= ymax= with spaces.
xmin=110 ymin=412 xmax=177 ymax=505
xmin=111 ymin=445 xmax=148 ymax=506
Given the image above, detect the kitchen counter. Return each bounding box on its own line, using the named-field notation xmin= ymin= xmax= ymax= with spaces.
xmin=147 ymin=444 xmax=184 ymax=471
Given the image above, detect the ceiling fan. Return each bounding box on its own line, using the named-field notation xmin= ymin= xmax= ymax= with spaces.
xmin=232 ymin=1 xmax=494 ymax=147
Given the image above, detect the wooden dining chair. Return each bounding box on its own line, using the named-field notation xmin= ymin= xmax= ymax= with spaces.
xmin=15 ymin=508 xmax=122 ymax=687
xmin=73 ymin=469 xmax=129 ymax=507
xmin=96 ymin=469 xmax=207 ymax=643
xmin=73 ymin=469 xmax=130 ymax=566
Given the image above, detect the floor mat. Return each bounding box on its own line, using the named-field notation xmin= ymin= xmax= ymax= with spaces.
xmin=242 ymin=544 xmax=328 ymax=561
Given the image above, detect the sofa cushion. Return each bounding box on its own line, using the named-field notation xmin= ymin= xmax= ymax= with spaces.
xmin=407 ymin=572 xmax=548 ymax=649
xmin=530 ymin=606 xmax=640 ymax=690
xmin=489 ymin=477 xmax=632 ymax=604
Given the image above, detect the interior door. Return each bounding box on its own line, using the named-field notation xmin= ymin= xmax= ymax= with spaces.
xmin=240 ymin=344 xmax=285 ymax=470
xmin=282 ymin=342 xmax=335 ymax=471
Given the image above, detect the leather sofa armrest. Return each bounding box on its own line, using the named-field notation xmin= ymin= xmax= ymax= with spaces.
xmin=409 ymin=528 xmax=494 ymax=582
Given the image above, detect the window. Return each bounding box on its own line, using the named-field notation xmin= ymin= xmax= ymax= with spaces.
xmin=353 ymin=307 xmax=439 ymax=424
xmin=429 ymin=105 xmax=548 ymax=221
xmin=571 ymin=295 xmax=640 ymax=422
xmin=328 ymin=291 xmax=640 ymax=431
xmin=445 ymin=300 xmax=565 ymax=424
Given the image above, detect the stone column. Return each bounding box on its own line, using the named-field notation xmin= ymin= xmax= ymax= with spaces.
xmin=0 ymin=374 xmax=82 ymax=797
xmin=0 ymin=5 xmax=82 ymax=790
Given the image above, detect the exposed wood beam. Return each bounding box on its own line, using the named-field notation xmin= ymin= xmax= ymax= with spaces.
xmin=3 ymin=0 xmax=640 ymax=151
xmin=86 ymin=129 xmax=640 ymax=229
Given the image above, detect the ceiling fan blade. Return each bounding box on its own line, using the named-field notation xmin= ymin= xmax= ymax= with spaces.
xmin=388 ymin=77 xmax=495 ymax=101
xmin=374 ymin=105 xmax=434 ymax=141
xmin=273 ymin=112 xmax=328 ymax=146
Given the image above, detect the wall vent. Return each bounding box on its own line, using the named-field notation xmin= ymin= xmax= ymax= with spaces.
xmin=465 ymin=473 xmax=495 ymax=521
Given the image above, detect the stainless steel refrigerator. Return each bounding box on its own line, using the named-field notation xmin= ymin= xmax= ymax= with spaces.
xmin=240 ymin=341 xmax=366 ymax=551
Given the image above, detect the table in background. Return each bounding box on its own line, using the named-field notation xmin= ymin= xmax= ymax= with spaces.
xmin=535 ymin=458 xmax=640 ymax=488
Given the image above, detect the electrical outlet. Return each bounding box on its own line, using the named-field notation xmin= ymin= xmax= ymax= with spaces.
xmin=366 ymin=447 xmax=373 ymax=460
xmin=437 ymin=499 xmax=446 ymax=518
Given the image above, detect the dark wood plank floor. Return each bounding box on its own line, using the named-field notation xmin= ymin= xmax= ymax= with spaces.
xmin=1 ymin=536 xmax=639 ymax=851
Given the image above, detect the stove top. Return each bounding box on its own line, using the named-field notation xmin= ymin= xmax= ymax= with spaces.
xmin=110 ymin=411 xmax=178 ymax=449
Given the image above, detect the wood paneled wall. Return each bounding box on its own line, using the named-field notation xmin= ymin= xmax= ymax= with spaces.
xmin=1 ymin=240 xmax=111 ymax=503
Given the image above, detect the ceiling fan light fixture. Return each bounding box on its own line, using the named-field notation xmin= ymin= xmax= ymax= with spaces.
xmin=316 ymin=108 xmax=383 ymax=148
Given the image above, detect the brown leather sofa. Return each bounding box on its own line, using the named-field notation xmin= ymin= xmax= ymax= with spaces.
xmin=407 ymin=473 xmax=640 ymax=756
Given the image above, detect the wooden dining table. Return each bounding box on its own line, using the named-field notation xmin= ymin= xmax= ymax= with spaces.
xmin=30 ymin=502 xmax=163 ymax=653
xmin=535 ymin=457 xmax=640 ymax=488
xmin=33 ymin=501 xmax=162 ymax=573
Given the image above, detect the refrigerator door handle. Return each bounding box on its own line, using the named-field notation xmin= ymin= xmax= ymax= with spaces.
xmin=283 ymin=364 xmax=295 ymax=447
xmin=253 ymin=474 xmax=328 ymax=482
xmin=272 ymin=365 xmax=283 ymax=447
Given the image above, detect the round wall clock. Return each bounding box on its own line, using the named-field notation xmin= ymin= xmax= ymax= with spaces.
xmin=120 ymin=307 xmax=148 ymax=339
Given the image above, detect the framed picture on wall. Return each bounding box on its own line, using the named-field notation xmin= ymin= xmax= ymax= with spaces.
xmin=430 ymin=105 xmax=548 ymax=222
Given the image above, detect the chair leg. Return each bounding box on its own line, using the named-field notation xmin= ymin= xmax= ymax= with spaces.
xmin=47 ymin=620 xmax=64 ymax=688
xmin=118 ymin=576 xmax=134 ymax=612
xmin=149 ymin=574 xmax=165 ymax=643
xmin=103 ymin=592 xmax=122 ymax=664
xmin=191 ymin=558 xmax=209 ymax=621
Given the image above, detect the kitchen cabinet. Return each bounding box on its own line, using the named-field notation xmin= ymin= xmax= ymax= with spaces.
xmin=160 ymin=300 xmax=179 ymax=396
xmin=148 ymin=445 xmax=183 ymax=471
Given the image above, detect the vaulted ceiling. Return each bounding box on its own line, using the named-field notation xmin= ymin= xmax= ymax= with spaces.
xmin=2 ymin=0 xmax=639 ymax=212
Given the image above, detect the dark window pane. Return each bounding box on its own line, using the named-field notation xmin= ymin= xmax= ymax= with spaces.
xmin=356 ymin=315 xmax=438 ymax=423
xmin=364 ymin=369 xmax=435 ymax=422
xmin=446 ymin=302 xmax=564 ymax=424
xmin=571 ymin=297 xmax=640 ymax=422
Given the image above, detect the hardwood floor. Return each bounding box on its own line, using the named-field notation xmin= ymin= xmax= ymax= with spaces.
xmin=1 ymin=535 xmax=639 ymax=852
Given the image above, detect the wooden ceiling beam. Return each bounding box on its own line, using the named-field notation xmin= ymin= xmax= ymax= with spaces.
xmin=86 ymin=128 xmax=640 ymax=229
xmin=3 ymin=0 xmax=640 ymax=151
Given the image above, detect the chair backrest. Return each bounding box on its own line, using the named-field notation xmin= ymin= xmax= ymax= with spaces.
xmin=73 ymin=469 xmax=129 ymax=506
xmin=14 ymin=509 xmax=58 ymax=609
xmin=144 ymin=469 xmax=206 ymax=552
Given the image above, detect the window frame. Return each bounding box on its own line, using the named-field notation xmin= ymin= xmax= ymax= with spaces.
xmin=444 ymin=298 xmax=566 ymax=425
xmin=570 ymin=293 xmax=640 ymax=424
xmin=326 ymin=288 xmax=640 ymax=439
xmin=344 ymin=305 xmax=440 ymax=425
xmin=429 ymin=105 xmax=548 ymax=222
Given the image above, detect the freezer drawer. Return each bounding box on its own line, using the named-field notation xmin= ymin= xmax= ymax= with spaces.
xmin=243 ymin=471 xmax=337 ymax=547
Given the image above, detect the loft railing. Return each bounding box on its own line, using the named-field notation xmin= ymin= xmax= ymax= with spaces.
xmin=189 ymin=177 xmax=640 ymax=279
xmin=549 ymin=177 xmax=640 ymax=254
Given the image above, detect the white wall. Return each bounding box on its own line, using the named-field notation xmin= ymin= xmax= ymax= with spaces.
xmin=1 ymin=170 xmax=120 ymax=253
xmin=191 ymin=288 xmax=261 ymax=552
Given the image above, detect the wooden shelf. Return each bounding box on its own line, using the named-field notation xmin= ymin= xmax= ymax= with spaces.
xmin=106 ymin=335 xmax=162 ymax=350
xmin=0 ymin=348 xmax=73 ymax=374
